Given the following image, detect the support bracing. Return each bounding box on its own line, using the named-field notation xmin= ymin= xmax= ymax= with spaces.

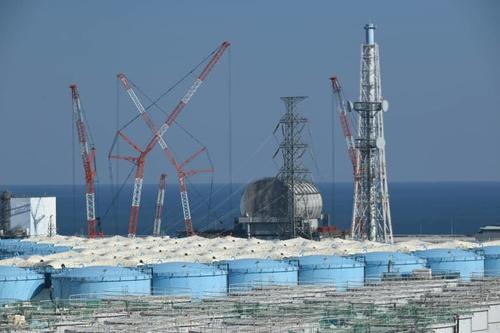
xmin=153 ymin=173 xmax=167 ymax=236
xmin=351 ymin=23 xmax=393 ymax=243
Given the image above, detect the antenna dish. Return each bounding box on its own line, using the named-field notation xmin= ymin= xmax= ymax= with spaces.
xmin=376 ymin=137 xmax=385 ymax=149
xmin=382 ymin=100 xmax=389 ymax=112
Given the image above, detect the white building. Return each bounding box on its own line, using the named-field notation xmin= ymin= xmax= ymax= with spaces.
xmin=8 ymin=197 xmax=56 ymax=237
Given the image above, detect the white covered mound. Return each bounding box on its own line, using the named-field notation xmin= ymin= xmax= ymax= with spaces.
xmin=0 ymin=235 xmax=497 ymax=269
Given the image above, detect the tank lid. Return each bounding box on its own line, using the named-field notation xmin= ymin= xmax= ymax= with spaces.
xmin=414 ymin=248 xmax=483 ymax=262
xmin=223 ymin=258 xmax=298 ymax=273
xmin=361 ymin=251 xmax=425 ymax=265
xmin=0 ymin=266 xmax=44 ymax=281
xmin=151 ymin=262 xmax=226 ymax=277
xmin=52 ymin=266 xmax=150 ymax=282
xmin=293 ymin=255 xmax=364 ymax=269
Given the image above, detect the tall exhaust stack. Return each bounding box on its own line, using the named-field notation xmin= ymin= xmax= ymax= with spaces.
xmin=351 ymin=23 xmax=393 ymax=243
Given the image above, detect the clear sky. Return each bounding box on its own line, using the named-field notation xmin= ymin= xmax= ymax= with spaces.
xmin=0 ymin=0 xmax=499 ymax=185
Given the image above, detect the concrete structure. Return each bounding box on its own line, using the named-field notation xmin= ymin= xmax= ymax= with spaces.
xmin=0 ymin=196 xmax=56 ymax=237
xmin=294 ymin=255 xmax=364 ymax=290
xmin=415 ymin=248 xmax=484 ymax=281
xmin=0 ymin=266 xmax=44 ymax=303
xmin=223 ymin=258 xmax=298 ymax=291
xmin=151 ymin=262 xmax=227 ymax=298
xmin=361 ymin=251 xmax=426 ymax=281
xmin=51 ymin=266 xmax=151 ymax=299
xmin=476 ymin=225 xmax=500 ymax=241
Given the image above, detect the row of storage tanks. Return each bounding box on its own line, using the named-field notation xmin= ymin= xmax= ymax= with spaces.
xmin=0 ymin=239 xmax=71 ymax=259
xmin=1 ymin=246 xmax=500 ymax=302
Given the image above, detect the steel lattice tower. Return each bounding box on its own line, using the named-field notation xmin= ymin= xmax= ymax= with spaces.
xmin=275 ymin=96 xmax=310 ymax=238
xmin=351 ymin=24 xmax=393 ymax=243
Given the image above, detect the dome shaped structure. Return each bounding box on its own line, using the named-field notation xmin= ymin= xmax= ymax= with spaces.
xmin=240 ymin=177 xmax=322 ymax=220
xmin=236 ymin=177 xmax=323 ymax=239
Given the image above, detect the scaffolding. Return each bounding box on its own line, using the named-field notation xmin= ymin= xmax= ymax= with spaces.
xmin=2 ymin=276 xmax=500 ymax=332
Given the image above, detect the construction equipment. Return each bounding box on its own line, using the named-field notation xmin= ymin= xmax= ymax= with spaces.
xmin=330 ymin=76 xmax=358 ymax=174
xmin=109 ymin=131 xmax=157 ymax=237
xmin=116 ymin=41 xmax=230 ymax=236
xmin=153 ymin=173 xmax=167 ymax=236
xmin=70 ymin=84 xmax=100 ymax=238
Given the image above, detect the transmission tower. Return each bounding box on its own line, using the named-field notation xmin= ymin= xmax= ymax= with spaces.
xmin=274 ymin=96 xmax=310 ymax=238
xmin=352 ymin=23 xmax=393 ymax=243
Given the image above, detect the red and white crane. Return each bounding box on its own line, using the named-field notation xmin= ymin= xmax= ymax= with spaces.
xmin=70 ymin=84 xmax=99 ymax=238
xmin=153 ymin=173 xmax=167 ymax=236
xmin=330 ymin=76 xmax=358 ymax=175
xmin=117 ymin=41 xmax=230 ymax=236
xmin=109 ymin=131 xmax=157 ymax=236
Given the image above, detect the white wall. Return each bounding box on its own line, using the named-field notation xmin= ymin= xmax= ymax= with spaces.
xmin=9 ymin=197 xmax=56 ymax=236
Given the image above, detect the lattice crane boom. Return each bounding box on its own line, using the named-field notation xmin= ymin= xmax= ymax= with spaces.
xmin=153 ymin=173 xmax=167 ymax=236
xmin=117 ymin=41 xmax=229 ymax=236
xmin=70 ymin=84 xmax=98 ymax=238
xmin=330 ymin=76 xmax=358 ymax=174
xmin=109 ymin=130 xmax=157 ymax=236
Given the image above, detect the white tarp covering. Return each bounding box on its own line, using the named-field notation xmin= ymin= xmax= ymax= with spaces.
xmin=0 ymin=234 xmax=497 ymax=269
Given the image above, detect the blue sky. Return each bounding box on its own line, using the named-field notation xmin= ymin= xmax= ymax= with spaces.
xmin=0 ymin=0 xmax=499 ymax=185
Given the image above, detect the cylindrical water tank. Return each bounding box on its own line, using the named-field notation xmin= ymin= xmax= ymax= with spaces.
xmin=0 ymin=266 xmax=45 ymax=303
xmin=224 ymin=258 xmax=298 ymax=291
xmin=51 ymin=266 xmax=151 ymax=299
xmin=151 ymin=262 xmax=227 ymax=298
xmin=414 ymin=249 xmax=484 ymax=281
xmin=481 ymin=246 xmax=500 ymax=277
xmin=360 ymin=252 xmax=426 ymax=281
xmin=294 ymin=255 xmax=364 ymax=291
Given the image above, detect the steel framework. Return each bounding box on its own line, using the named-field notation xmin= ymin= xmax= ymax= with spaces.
xmin=117 ymin=41 xmax=229 ymax=236
xmin=274 ymin=96 xmax=310 ymax=238
xmin=352 ymin=24 xmax=393 ymax=243
xmin=153 ymin=173 xmax=166 ymax=236
xmin=70 ymin=84 xmax=99 ymax=238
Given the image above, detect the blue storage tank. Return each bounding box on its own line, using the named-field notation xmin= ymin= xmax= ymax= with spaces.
xmin=481 ymin=246 xmax=500 ymax=277
xmin=361 ymin=252 xmax=426 ymax=281
xmin=151 ymin=262 xmax=227 ymax=298
xmin=294 ymin=255 xmax=364 ymax=291
xmin=414 ymin=248 xmax=484 ymax=281
xmin=51 ymin=266 xmax=151 ymax=299
xmin=0 ymin=266 xmax=45 ymax=303
xmin=224 ymin=259 xmax=298 ymax=291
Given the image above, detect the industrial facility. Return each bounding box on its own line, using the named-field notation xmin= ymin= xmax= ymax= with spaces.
xmin=235 ymin=96 xmax=325 ymax=239
xmin=0 ymin=191 xmax=56 ymax=238
xmin=0 ymin=22 xmax=498 ymax=333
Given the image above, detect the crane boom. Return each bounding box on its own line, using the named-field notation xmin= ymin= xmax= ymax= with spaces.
xmin=117 ymin=41 xmax=229 ymax=236
xmin=70 ymin=84 xmax=98 ymax=238
xmin=109 ymin=130 xmax=157 ymax=236
xmin=330 ymin=76 xmax=358 ymax=174
xmin=157 ymin=41 xmax=231 ymax=143
xmin=153 ymin=173 xmax=167 ymax=236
